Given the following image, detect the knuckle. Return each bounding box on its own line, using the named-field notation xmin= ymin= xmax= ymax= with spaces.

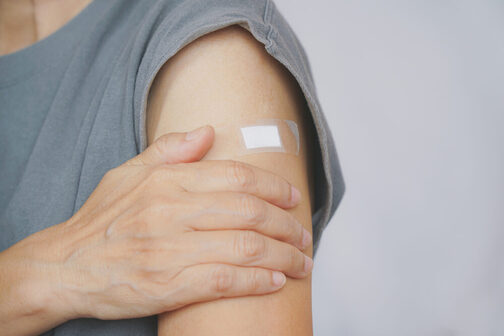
xmin=225 ymin=160 xmax=257 ymax=190
xmin=210 ymin=265 xmax=234 ymax=293
xmin=134 ymin=166 xmax=178 ymax=196
xmin=247 ymin=269 xmax=262 ymax=292
xmin=234 ymin=230 xmax=266 ymax=260
xmin=270 ymin=176 xmax=289 ymax=202
xmin=297 ymin=222 xmax=306 ymax=248
xmin=153 ymin=134 xmax=172 ymax=156
xmin=147 ymin=194 xmax=178 ymax=219
xmin=148 ymin=164 xmax=175 ymax=184
xmin=132 ymin=194 xmax=176 ymax=229
xmin=150 ymin=194 xmax=175 ymax=210
xmin=237 ymin=195 xmax=267 ymax=226
xmin=289 ymin=247 xmax=303 ymax=272
xmin=286 ymin=215 xmax=303 ymax=246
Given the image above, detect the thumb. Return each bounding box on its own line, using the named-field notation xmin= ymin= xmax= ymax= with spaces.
xmin=124 ymin=125 xmax=214 ymax=166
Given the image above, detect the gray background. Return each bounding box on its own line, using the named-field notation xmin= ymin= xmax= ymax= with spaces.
xmin=273 ymin=1 xmax=504 ymax=335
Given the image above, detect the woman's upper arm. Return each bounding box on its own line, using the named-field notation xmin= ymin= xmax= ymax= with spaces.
xmin=147 ymin=25 xmax=317 ymax=336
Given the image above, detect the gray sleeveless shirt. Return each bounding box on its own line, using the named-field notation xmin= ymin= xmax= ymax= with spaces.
xmin=0 ymin=0 xmax=345 ymax=334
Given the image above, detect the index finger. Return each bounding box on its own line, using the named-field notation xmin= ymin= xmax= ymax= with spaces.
xmin=168 ymin=160 xmax=302 ymax=209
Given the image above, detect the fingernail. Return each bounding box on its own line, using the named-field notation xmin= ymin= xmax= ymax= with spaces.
xmin=272 ymin=271 xmax=286 ymax=287
xmin=304 ymin=255 xmax=313 ymax=274
xmin=290 ymin=185 xmax=301 ymax=205
xmin=185 ymin=126 xmax=206 ymax=141
xmin=302 ymin=228 xmax=312 ymax=249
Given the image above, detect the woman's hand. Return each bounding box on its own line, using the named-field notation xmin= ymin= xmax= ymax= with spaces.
xmin=0 ymin=125 xmax=313 ymax=335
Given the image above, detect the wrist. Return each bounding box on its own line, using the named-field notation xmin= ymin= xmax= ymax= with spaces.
xmin=38 ymin=219 xmax=86 ymax=321
xmin=0 ymin=244 xmax=69 ymax=335
xmin=45 ymin=219 xmax=94 ymax=320
xmin=11 ymin=261 xmax=72 ymax=325
xmin=0 ymin=222 xmax=81 ymax=329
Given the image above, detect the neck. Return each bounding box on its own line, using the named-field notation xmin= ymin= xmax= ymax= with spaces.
xmin=0 ymin=0 xmax=92 ymax=56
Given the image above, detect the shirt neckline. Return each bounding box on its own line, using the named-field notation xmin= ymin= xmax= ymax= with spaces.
xmin=0 ymin=0 xmax=103 ymax=86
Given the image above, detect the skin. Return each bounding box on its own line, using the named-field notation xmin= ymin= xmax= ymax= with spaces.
xmin=0 ymin=130 xmax=313 ymax=336
xmin=0 ymin=1 xmax=318 ymax=336
xmin=0 ymin=0 xmax=93 ymax=55
xmin=148 ymin=25 xmax=317 ymax=336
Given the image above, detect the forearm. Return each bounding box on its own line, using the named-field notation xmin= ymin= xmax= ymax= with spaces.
xmin=0 ymin=223 xmax=74 ymax=336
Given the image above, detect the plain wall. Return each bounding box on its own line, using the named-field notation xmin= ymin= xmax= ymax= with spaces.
xmin=272 ymin=1 xmax=504 ymax=335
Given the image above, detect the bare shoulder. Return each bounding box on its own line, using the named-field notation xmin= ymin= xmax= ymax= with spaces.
xmin=148 ymin=24 xmax=316 ymax=336
xmin=147 ymin=24 xmax=312 ymax=142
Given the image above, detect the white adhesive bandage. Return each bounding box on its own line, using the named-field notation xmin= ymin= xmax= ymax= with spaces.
xmin=210 ymin=118 xmax=300 ymax=157
xmin=240 ymin=125 xmax=282 ymax=149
